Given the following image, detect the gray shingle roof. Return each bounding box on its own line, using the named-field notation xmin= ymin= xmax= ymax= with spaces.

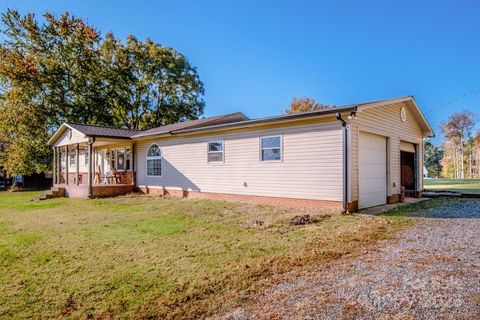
xmin=130 ymin=112 xmax=249 ymax=138
xmin=66 ymin=123 xmax=140 ymax=139
xmin=64 ymin=112 xmax=249 ymax=140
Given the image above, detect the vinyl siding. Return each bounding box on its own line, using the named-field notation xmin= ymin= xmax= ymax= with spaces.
xmin=351 ymin=102 xmax=424 ymax=201
xmin=136 ymin=121 xmax=343 ymax=201
xmin=54 ymin=128 xmax=87 ymax=147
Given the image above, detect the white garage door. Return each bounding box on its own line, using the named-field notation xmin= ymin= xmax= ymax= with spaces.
xmin=359 ymin=132 xmax=387 ymax=209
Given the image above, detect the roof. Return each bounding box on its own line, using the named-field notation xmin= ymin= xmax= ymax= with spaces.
xmin=167 ymin=96 xmax=434 ymax=137
xmin=48 ymin=96 xmax=434 ymax=145
xmin=66 ymin=123 xmax=140 ymax=139
xmin=130 ymin=112 xmax=249 ymax=138
xmin=47 ymin=112 xmax=249 ymax=145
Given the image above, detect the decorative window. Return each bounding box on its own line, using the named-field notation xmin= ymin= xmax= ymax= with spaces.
xmin=207 ymin=141 xmax=224 ymax=162
xmin=117 ymin=148 xmax=125 ymax=171
xmin=70 ymin=152 xmax=76 ymax=166
xmin=260 ymin=135 xmax=282 ymax=161
xmin=147 ymin=144 xmax=162 ymax=176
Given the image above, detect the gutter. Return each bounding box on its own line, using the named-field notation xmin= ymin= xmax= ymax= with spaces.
xmin=336 ymin=112 xmax=350 ymax=214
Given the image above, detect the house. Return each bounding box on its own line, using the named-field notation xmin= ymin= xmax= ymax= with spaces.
xmin=47 ymin=96 xmax=434 ymax=212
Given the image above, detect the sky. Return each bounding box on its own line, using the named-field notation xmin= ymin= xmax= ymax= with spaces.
xmin=1 ymin=0 xmax=479 ymax=144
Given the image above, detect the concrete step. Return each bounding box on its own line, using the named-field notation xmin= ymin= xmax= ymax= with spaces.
xmin=33 ymin=187 xmax=66 ymax=201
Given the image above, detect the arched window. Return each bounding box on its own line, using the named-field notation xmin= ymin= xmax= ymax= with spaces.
xmin=146 ymin=144 xmax=162 ymax=176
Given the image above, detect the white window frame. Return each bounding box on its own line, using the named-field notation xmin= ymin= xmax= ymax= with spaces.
xmin=146 ymin=143 xmax=162 ymax=177
xmin=207 ymin=140 xmax=224 ymax=163
xmin=69 ymin=152 xmax=76 ymax=167
xmin=260 ymin=134 xmax=282 ymax=162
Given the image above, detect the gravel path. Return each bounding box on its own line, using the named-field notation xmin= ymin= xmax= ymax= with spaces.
xmin=219 ymin=199 xmax=480 ymax=320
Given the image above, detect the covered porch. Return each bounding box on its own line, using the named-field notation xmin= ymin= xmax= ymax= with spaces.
xmin=49 ymin=124 xmax=139 ymax=198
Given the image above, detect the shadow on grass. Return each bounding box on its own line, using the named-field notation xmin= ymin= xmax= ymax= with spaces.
xmin=379 ymin=197 xmax=480 ymax=219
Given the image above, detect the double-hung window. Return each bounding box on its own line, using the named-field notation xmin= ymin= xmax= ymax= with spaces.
xmin=260 ymin=135 xmax=282 ymax=161
xmin=147 ymin=144 xmax=162 ymax=176
xmin=207 ymin=141 xmax=224 ymax=162
xmin=70 ymin=152 xmax=76 ymax=167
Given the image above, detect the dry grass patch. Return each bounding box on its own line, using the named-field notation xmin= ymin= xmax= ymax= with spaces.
xmin=0 ymin=192 xmax=410 ymax=319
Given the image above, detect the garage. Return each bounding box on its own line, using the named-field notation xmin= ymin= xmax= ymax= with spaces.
xmin=359 ymin=132 xmax=387 ymax=209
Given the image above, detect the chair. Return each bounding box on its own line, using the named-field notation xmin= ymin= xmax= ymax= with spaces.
xmin=111 ymin=169 xmax=122 ymax=184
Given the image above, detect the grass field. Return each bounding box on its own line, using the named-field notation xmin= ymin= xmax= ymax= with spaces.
xmin=424 ymin=178 xmax=480 ymax=194
xmin=0 ymin=191 xmax=410 ymax=319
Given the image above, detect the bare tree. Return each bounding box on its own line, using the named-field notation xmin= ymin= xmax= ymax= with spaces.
xmin=441 ymin=111 xmax=476 ymax=179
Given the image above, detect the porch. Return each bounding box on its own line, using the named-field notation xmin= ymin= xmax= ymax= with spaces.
xmin=52 ymin=134 xmax=137 ymax=198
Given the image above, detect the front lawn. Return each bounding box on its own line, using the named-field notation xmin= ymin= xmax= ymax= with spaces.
xmin=424 ymin=178 xmax=480 ymax=194
xmin=0 ymin=192 xmax=409 ymax=319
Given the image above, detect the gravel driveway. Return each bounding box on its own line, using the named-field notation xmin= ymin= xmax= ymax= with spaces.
xmin=219 ymin=199 xmax=480 ymax=320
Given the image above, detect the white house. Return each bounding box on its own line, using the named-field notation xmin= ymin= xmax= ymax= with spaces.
xmin=47 ymin=96 xmax=434 ymax=212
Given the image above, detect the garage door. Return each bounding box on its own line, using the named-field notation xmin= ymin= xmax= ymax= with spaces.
xmin=359 ymin=132 xmax=387 ymax=208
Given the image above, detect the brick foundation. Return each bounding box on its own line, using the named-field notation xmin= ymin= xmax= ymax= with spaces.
xmin=55 ymin=184 xmax=135 ymax=198
xmin=92 ymin=185 xmax=135 ymax=197
xmin=348 ymin=201 xmax=358 ymax=212
xmin=137 ymin=186 xmax=343 ymax=212
xmin=387 ymin=194 xmax=401 ymax=204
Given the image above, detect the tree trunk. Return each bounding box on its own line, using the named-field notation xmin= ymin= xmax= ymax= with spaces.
xmin=460 ymin=142 xmax=465 ymax=179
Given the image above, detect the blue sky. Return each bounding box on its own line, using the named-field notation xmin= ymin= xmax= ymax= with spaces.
xmin=2 ymin=0 xmax=480 ymax=144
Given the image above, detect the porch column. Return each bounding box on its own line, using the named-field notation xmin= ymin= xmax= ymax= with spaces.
xmin=131 ymin=143 xmax=136 ymax=186
xmin=65 ymin=146 xmax=69 ymax=185
xmin=75 ymin=143 xmax=80 ymax=185
xmin=87 ymin=138 xmax=95 ymax=197
xmin=56 ymin=147 xmax=60 ymax=184
xmin=52 ymin=146 xmax=56 ymax=185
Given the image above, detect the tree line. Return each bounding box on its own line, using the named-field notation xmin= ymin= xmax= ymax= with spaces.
xmin=0 ymin=9 xmax=205 ymax=175
xmin=425 ymin=110 xmax=479 ymax=179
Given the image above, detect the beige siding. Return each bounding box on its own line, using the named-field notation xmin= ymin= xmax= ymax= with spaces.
xmin=54 ymin=128 xmax=87 ymax=147
xmin=136 ymin=122 xmax=343 ymax=201
xmin=351 ymin=102 xmax=424 ymax=200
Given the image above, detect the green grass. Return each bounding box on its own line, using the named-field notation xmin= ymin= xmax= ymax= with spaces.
xmin=424 ymin=178 xmax=480 ymax=194
xmin=0 ymin=191 xmax=411 ymax=319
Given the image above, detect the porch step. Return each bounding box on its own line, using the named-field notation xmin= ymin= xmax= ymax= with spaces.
xmin=35 ymin=187 xmax=66 ymax=201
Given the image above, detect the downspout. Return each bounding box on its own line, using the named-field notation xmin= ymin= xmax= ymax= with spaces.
xmin=336 ymin=113 xmax=349 ymax=214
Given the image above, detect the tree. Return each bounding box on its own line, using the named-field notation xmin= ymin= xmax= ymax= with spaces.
xmin=285 ymin=97 xmax=334 ymax=114
xmin=0 ymin=9 xmax=205 ymax=175
xmin=440 ymin=110 xmax=476 ymax=179
xmin=424 ymin=141 xmax=442 ymax=178
xmin=0 ymin=10 xmax=111 ymax=175
xmin=100 ymin=34 xmax=205 ymax=130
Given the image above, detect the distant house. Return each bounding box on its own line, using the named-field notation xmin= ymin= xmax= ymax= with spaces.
xmin=423 ymin=166 xmax=429 ymax=178
xmin=47 ymin=96 xmax=433 ymax=212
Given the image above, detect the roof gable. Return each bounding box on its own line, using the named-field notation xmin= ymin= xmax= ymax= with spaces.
xmin=354 ymin=96 xmax=434 ymax=137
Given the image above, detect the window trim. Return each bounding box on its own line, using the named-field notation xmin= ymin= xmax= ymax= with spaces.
xmin=259 ymin=134 xmax=283 ymax=162
xmin=146 ymin=143 xmax=162 ymax=177
xmin=207 ymin=140 xmax=225 ymax=163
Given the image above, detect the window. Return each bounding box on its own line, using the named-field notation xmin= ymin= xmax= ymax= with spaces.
xmin=110 ymin=149 xmax=115 ymax=170
xmin=207 ymin=141 xmax=224 ymax=162
xmin=70 ymin=152 xmax=76 ymax=166
xmin=260 ymin=135 xmax=281 ymax=161
xmin=147 ymin=144 xmax=162 ymax=176
xmin=84 ymin=150 xmax=89 ymax=166
xmin=126 ymin=148 xmax=131 ymax=171
xmin=117 ymin=148 xmax=125 ymax=171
